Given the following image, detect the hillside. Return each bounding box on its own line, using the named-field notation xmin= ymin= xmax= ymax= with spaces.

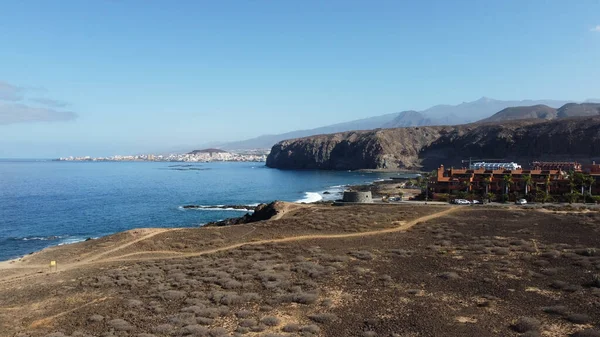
xmin=382 ymin=110 xmax=432 ymax=128
xmin=558 ymin=103 xmax=600 ymax=118
xmin=3 ymin=204 xmax=600 ymax=337
xmin=480 ymin=105 xmax=557 ymax=122
xmin=266 ymin=117 xmax=600 ymax=170
xmin=188 ymin=148 xmax=228 ymax=154
xmin=480 ymin=103 xmax=600 ymax=123
xmin=217 ymin=98 xmax=576 ymax=150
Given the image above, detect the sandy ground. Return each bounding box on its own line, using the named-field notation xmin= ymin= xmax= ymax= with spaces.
xmin=1 ymin=202 xmax=600 ymax=337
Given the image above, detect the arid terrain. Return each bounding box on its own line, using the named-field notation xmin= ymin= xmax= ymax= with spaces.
xmin=1 ymin=203 xmax=600 ymax=337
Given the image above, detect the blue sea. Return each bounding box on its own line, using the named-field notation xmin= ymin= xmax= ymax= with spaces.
xmin=0 ymin=160 xmax=409 ymax=261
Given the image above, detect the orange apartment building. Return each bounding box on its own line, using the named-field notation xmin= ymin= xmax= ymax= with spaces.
xmin=430 ymin=162 xmax=600 ymax=198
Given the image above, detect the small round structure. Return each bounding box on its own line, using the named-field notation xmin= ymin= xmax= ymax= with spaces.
xmin=343 ymin=191 xmax=373 ymax=203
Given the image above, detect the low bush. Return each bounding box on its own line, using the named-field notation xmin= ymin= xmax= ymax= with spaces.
xmin=151 ymin=324 xmax=176 ymax=334
xmin=566 ymin=313 xmax=591 ymax=324
xmin=238 ymin=319 xmax=258 ymax=327
xmin=181 ymin=324 xmax=208 ymax=336
xmin=108 ymin=319 xmax=135 ymax=332
xmin=511 ymin=317 xmax=541 ymax=333
xmin=208 ymin=327 xmax=228 ymax=336
xmin=571 ymin=329 xmax=600 ymax=337
xmin=236 ymin=310 xmax=251 ymax=318
xmin=308 ymin=313 xmax=338 ymax=324
xmin=349 ymin=251 xmax=374 ymax=260
xmin=301 ymin=325 xmax=321 ymax=334
xmin=438 ymin=272 xmax=460 ymax=280
xmin=282 ymin=323 xmax=301 ymax=332
xmin=261 ymin=316 xmax=281 ymax=326
xmin=542 ymin=305 xmax=568 ymax=316
xmin=88 ymin=314 xmax=104 ymax=323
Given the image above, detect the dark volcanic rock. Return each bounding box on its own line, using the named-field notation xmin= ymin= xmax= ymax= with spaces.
xmin=266 ymin=117 xmax=600 ymax=171
xmin=205 ymin=202 xmax=282 ymax=227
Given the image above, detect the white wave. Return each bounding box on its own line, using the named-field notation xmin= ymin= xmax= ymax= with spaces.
xmin=197 ymin=207 xmax=254 ymax=212
xmin=295 ymin=192 xmax=323 ymax=203
xmin=20 ymin=235 xmax=63 ymax=241
xmin=57 ymin=237 xmax=90 ymax=246
xmin=179 ymin=205 xmax=255 ymax=212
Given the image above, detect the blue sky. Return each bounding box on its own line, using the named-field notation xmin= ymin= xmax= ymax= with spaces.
xmin=1 ymin=0 xmax=599 ymax=158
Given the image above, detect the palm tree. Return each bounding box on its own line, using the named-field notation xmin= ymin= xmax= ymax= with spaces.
xmin=502 ymin=174 xmax=513 ymax=200
xmin=568 ymin=171 xmax=576 ymax=194
xmin=462 ymin=180 xmax=471 ymax=193
xmin=582 ymin=175 xmax=595 ymax=203
xmin=586 ymin=175 xmax=595 ymax=196
xmin=522 ymin=174 xmax=533 ymax=196
xmin=483 ymin=176 xmax=491 ymax=195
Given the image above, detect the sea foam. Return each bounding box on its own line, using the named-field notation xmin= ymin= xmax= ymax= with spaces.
xmin=295 ymin=192 xmax=323 ymax=203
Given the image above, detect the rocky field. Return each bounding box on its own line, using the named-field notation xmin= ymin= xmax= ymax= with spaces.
xmin=1 ymin=203 xmax=600 ymax=337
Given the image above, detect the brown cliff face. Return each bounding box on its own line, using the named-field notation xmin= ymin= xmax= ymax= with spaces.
xmin=266 ymin=117 xmax=600 ymax=171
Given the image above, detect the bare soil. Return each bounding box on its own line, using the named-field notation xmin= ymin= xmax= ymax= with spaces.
xmin=1 ymin=203 xmax=600 ymax=337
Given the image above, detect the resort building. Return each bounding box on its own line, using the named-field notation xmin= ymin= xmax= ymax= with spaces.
xmin=429 ymin=163 xmax=600 ymax=199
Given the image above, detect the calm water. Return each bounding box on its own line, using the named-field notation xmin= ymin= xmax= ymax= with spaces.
xmin=0 ymin=160 xmax=403 ymax=261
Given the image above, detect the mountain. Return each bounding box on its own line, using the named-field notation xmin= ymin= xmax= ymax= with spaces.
xmin=220 ymin=112 xmax=402 ymax=150
xmin=480 ymin=105 xmax=557 ymax=122
xmin=266 ymin=117 xmax=600 ymax=171
xmin=382 ymin=111 xmax=432 ymax=128
xmin=188 ymin=148 xmax=228 ymax=154
xmin=480 ymin=103 xmax=600 ymax=123
xmin=419 ymin=97 xmax=571 ymax=124
xmin=218 ymin=97 xmax=575 ymax=150
xmin=557 ymin=103 xmax=600 ymax=118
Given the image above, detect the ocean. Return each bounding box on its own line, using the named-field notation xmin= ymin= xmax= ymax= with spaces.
xmin=0 ymin=160 xmax=408 ymax=261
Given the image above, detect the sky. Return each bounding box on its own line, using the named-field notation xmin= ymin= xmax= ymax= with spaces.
xmin=1 ymin=0 xmax=599 ymax=158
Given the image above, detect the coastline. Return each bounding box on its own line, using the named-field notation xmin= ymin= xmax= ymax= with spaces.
xmin=0 ymin=172 xmax=408 ymax=263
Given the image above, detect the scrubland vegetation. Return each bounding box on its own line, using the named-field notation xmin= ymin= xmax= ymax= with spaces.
xmin=1 ymin=204 xmax=600 ymax=337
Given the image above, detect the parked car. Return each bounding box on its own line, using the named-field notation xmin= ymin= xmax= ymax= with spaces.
xmin=451 ymin=199 xmax=470 ymax=205
xmin=470 ymin=200 xmax=481 ymax=204
xmin=516 ymin=199 xmax=527 ymax=205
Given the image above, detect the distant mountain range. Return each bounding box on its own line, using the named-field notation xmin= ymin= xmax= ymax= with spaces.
xmin=482 ymin=102 xmax=600 ymax=123
xmin=204 ymin=97 xmax=600 ymax=151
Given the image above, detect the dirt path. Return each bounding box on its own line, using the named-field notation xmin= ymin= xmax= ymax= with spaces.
xmin=102 ymin=206 xmax=458 ymax=263
xmin=83 ymin=228 xmax=174 ymax=262
xmin=0 ymin=206 xmax=458 ymax=284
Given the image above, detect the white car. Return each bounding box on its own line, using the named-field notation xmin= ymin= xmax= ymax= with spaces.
xmin=455 ymin=199 xmax=470 ymax=205
xmin=470 ymin=200 xmax=481 ymax=204
xmin=516 ymin=199 xmax=527 ymax=205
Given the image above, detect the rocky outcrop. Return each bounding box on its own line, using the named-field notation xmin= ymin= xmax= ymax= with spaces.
xmin=266 ymin=117 xmax=600 ymax=171
xmin=205 ymin=201 xmax=283 ymax=226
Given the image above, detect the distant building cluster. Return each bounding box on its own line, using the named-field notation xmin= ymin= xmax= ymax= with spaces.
xmin=429 ymin=160 xmax=600 ymax=202
xmin=57 ymin=151 xmax=268 ymax=163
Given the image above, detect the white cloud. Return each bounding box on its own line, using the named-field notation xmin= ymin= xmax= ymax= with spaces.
xmin=30 ymin=97 xmax=69 ymax=108
xmin=0 ymin=81 xmax=23 ymax=101
xmin=591 ymin=25 xmax=600 ymax=32
xmin=0 ymin=103 xmax=77 ymax=125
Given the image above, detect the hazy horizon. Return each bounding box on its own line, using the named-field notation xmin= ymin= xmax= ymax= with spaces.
xmin=1 ymin=1 xmax=599 ymax=158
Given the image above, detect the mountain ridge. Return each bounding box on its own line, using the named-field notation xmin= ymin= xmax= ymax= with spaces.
xmin=217 ymin=97 xmax=582 ymax=150
xmin=266 ymin=116 xmax=600 ymax=171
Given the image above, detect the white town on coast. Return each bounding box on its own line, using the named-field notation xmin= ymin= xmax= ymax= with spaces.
xmin=57 ymin=148 xmax=269 ymax=163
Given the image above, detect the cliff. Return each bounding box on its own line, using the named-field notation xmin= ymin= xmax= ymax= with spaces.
xmin=266 ymin=117 xmax=600 ymax=171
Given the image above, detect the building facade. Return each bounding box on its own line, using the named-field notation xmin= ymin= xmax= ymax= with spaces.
xmin=430 ymin=164 xmax=600 ymax=199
